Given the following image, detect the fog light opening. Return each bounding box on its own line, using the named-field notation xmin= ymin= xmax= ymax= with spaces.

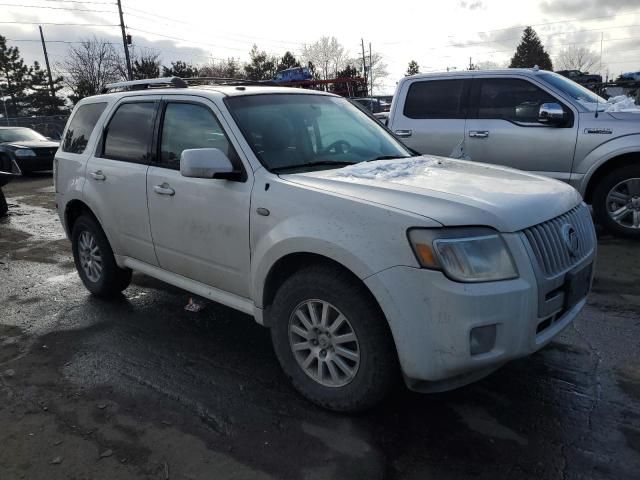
xmin=470 ymin=325 xmax=497 ymax=355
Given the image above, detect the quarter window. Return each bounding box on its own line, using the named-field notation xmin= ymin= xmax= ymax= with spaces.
xmin=103 ymin=102 xmax=156 ymax=163
xmin=61 ymin=102 xmax=107 ymax=154
xmin=476 ymin=78 xmax=557 ymax=123
xmin=403 ymin=80 xmax=467 ymax=119
xmin=159 ymin=102 xmax=239 ymax=170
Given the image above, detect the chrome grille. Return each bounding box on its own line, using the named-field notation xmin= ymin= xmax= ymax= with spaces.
xmin=522 ymin=204 xmax=596 ymax=278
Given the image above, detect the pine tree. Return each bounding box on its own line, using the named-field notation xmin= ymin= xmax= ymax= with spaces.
xmin=509 ymin=27 xmax=553 ymax=70
xmin=277 ymin=51 xmax=300 ymax=72
xmin=406 ymin=60 xmax=420 ymax=76
xmin=27 ymin=61 xmax=66 ymax=116
xmin=0 ymin=35 xmax=31 ymax=117
xmin=162 ymin=61 xmax=199 ymax=78
xmin=244 ymin=45 xmax=276 ymax=80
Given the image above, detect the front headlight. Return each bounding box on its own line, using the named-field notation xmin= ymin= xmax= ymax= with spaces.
xmin=14 ymin=149 xmax=36 ymax=157
xmin=408 ymin=227 xmax=518 ymax=282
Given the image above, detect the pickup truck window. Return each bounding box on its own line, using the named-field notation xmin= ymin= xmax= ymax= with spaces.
xmin=403 ymin=79 xmax=467 ymax=119
xmin=226 ymin=94 xmax=411 ymax=172
xmin=159 ymin=102 xmax=239 ymax=170
xmin=62 ymin=103 xmax=107 ymax=154
xmin=538 ymin=72 xmax=606 ymax=111
xmin=475 ymin=78 xmax=556 ymax=123
xmin=103 ymin=102 xmax=156 ymax=164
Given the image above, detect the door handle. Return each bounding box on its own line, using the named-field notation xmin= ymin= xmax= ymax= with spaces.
xmin=153 ymin=183 xmax=175 ymax=196
xmin=469 ymin=130 xmax=489 ymax=138
xmin=90 ymin=170 xmax=106 ymax=181
xmin=394 ymin=129 xmax=413 ymax=138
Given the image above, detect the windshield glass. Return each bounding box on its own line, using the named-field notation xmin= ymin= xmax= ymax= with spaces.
xmin=538 ymin=72 xmax=607 ymax=111
xmin=0 ymin=128 xmax=48 ymax=143
xmin=225 ymin=94 xmax=412 ymax=172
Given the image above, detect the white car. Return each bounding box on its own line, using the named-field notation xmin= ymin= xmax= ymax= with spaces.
xmin=55 ymin=78 xmax=597 ymax=411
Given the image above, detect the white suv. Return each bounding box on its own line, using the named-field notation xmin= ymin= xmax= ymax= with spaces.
xmin=55 ymin=78 xmax=597 ymax=412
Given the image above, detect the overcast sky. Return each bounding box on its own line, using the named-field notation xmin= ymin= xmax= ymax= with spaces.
xmin=3 ymin=0 xmax=639 ymax=94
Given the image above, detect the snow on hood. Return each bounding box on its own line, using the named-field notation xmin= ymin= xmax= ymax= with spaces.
xmin=605 ymin=95 xmax=640 ymax=113
xmin=283 ymin=156 xmax=582 ymax=232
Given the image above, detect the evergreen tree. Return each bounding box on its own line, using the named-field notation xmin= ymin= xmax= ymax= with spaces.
xmin=27 ymin=61 xmax=66 ymax=116
xmin=336 ymin=64 xmax=358 ymax=78
xmin=406 ymin=60 xmax=420 ymax=76
xmin=162 ymin=61 xmax=199 ymax=78
xmin=509 ymin=27 xmax=553 ymax=70
xmin=0 ymin=35 xmax=31 ymax=117
xmin=132 ymin=51 xmax=161 ymax=79
xmin=277 ymin=51 xmax=300 ymax=71
xmin=244 ymin=45 xmax=276 ymax=81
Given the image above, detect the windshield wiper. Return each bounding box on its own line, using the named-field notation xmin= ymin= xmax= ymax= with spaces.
xmin=272 ymin=160 xmax=355 ymax=173
xmin=366 ymin=155 xmax=416 ymax=162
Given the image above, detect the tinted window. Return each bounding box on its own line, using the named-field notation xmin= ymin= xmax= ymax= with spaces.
xmin=62 ymin=103 xmax=107 ymax=154
xmin=159 ymin=102 xmax=239 ymax=170
xmin=103 ymin=102 xmax=156 ymax=163
xmin=403 ymin=80 xmax=467 ymax=119
xmin=476 ymin=78 xmax=556 ymax=122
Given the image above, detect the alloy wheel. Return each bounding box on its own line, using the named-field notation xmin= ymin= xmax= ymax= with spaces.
xmin=78 ymin=230 xmax=103 ymax=282
xmin=606 ymin=177 xmax=640 ymax=229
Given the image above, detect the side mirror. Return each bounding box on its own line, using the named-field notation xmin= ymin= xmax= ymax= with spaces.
xmin=538 ymin=103 xmax=566 ymax=125
xmin=180 ymin=148 xmax=236 ymax=179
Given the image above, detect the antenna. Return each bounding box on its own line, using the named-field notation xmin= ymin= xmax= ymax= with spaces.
xmin=595 ymin=32 xmax=603 ymax=118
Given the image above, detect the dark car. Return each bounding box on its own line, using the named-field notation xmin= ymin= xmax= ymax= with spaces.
xmin=349 ymin=97 xmax=391 ymax=114
xmin=0 ymin=127 xmax=59 ymax=175
xmin=556 ymin=70 xmax=602 ymax=84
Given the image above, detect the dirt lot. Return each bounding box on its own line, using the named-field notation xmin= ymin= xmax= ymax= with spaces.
xmin=1 ymin=175 xmax=639 ymax=480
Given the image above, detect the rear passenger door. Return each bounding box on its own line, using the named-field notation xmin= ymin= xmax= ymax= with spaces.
xmin=391 ymin=77 xmax=470 ymax=157
xmin=464 ymin=77 xmax=578 ymax=179
xmin=84 ymin=96 xmax=160 ymax=266
xmin=146 ymin=96 xmax=252 ymax=297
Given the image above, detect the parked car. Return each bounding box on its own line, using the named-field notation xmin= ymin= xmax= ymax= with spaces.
xmin=619 ymin=71 xmax=640 ymax=82
xmin=0 ymin=127 xmax=59 ymax=175
xmin=556 ymin=70 xmax=602 ymax=84
xmin=350 ymin=97 xmax=390 ymax=113
xmin=386 ymin=68 xmax=640 ymax=238
xmin=56 ymin=77 xmax=596 ymax=411
xmin=273 ymin=67 xmax=313 ymax=83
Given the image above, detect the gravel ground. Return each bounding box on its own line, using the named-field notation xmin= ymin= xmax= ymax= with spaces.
xmin=1 ymin=175 xmax=639 ymax=480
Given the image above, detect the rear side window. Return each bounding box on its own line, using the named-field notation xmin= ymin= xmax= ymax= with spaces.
xmin=159 ymin=102 xmax=239 ymax=170
xmin=61 ymin=102 xmax=107 ymax=154
xmin=403 ymin=80 xmax=467 ymax=119
xmin=103 ymin=102 xmax=156 ymax=163
xmin=475 ymin=78 xmax=556 ymax=123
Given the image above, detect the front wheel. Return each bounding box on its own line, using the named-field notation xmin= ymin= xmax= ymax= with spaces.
xmin=269 ymin=265 xmax=398 ymax=412
xmin=593 ymin=165 xmax=640 ymax=239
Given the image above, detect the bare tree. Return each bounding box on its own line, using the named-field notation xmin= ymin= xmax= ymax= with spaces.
xmin=200 ymin=57 xmax=244 ymax=78
xmin=58 ymin=37 xmax=123 ymax=103
xmin=556 ymin=46 xmax=599 ymax=73
xmin=352 ymin=51 xmax=388 ymax=93
xmin=301 ymin=36 xmax=346 ymax=80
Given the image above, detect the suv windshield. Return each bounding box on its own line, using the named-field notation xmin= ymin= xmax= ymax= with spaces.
xmin=539 ymin=72 xmax=606 ymax=111
xmin=225 ymin=94 xmax=412 ymax=172
xmin=0 ymin=128 xmax=48 ymax=143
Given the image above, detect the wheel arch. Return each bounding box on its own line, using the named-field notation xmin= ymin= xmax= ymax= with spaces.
xmin=584 ymin=152 xmax=640 ymax=203
xmin=64 ymin=198 xmax=101 ymax=236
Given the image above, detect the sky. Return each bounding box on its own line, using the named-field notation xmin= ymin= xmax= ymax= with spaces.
xmin=2 ymin=0 xmax=640 ymax=94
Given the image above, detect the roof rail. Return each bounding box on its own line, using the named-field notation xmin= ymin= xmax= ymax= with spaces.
xmin=182 ymin=77 xmax=277 ymax=87
xmin=101 ymin=76 xmax=187 ymax=94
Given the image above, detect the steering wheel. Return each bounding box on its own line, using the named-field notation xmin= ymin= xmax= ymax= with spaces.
xmin=319 ymin=140 xmax=352 ymax=155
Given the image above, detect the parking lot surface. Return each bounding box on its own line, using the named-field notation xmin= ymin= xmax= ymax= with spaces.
xmin=1 ymin=176 xmax=639 ymax=480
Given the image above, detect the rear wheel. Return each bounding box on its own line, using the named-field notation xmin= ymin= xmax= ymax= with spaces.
xmin=71 ymin=214 xmax=131 ymax=297
xmin=593 ymin=165 xmax=640 ymax=239
xmin=269 ymin=264 xmax=398 ymax=412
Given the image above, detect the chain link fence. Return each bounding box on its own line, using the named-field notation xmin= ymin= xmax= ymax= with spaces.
xmin=1 ymin=115 xmax=70 ymax=140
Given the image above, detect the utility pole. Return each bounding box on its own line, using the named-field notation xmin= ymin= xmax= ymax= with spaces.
xmin=369 ymin=42 xmax=373 ymax=97
xmin=117 ymin=0 xmax=133 ymax=80
xmin=361 ymin=38 xmax=368 ymax=96
xmin=38 ymin=26 xmax=57 ymax=111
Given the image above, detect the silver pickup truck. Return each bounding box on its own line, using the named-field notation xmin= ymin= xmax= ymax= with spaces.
xmin=386 ymin=68 xmax=640 ymax=238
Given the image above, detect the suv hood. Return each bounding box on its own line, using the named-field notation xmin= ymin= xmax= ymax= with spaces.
xmin=282 ymin=156 xmax=581 ymax=232
xmin=3 ymin=139 xmax=60 ymax=149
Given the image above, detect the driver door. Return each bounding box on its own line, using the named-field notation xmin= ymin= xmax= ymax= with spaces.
xmin=464 ymin=77 xmax=579 ymax=182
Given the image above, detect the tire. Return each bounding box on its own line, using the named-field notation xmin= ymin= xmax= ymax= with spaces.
xmin=593 ymin=165 xmax=640 ymax=239
xmin=269 ymin=264 xmax=398 ymax=412
xmin=71 ymin=214 xmax=132 ymax=297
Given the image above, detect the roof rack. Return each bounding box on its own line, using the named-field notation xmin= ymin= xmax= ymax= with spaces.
xmin=182 ymin=77 xmax=277 ymax=87
xmin=101 ymin=76 xmax=187 ymax=94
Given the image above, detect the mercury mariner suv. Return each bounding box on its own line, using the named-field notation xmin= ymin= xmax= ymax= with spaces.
xmin=55 ymin=77 xmax=597 ymax=412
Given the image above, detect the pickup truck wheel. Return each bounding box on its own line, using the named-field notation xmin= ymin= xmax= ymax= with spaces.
xmin=593 ymin=165 xmax=640 ymax=238
xmin=269 ymin=265 xmax=398 ymax=412
xmin=71 ymin=214 xmax=132 ymax=297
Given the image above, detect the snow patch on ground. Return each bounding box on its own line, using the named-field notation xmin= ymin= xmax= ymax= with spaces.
xmin=334 ymin=157 xmax=441 ymax=180
xmin=605 ymin=95 xmax=640 ymax=112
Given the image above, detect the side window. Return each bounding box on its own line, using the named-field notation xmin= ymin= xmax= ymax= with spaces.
xmin=159 ymin=102 xmax=240 ymax=170
xmin=476 ymin=78 xmax=556 ymax=123
xmin=403 ymin=79 xmax=467 ymax=119
xmin=103 ymin=102 xmax=156 ymax=163
xmin=61 ymin=102 xmax=107 ymax=154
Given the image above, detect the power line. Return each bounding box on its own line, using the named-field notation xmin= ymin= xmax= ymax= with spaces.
xmin=35 ymin=0 xmax=116 ymax=4
xmin=0 ymin=21 xmax=119 ymax=26
xmin=0 ymin=2 xmax=116 ymax=13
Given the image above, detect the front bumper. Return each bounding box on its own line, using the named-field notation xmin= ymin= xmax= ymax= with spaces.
xmin=364 ymin=232 xmax=594 ymax=391
xmin=14 ymin=155 xmax=54 ymax=173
